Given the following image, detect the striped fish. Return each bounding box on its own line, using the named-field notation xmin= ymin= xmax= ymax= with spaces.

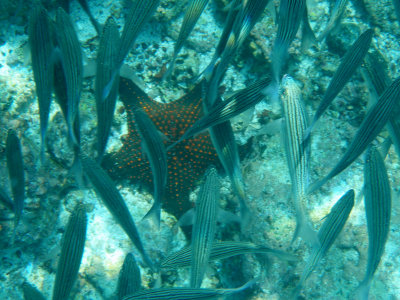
xmin=202 ymin=0 xmax=241 ymax=77
xmin=208 ymin=117 xmax=250 ymax=228
xmin=118 ymin=0 xmax=159 ymax=66
xmin=362 ymin=50 xmax=400 ymax=158
xmin=191 ymin=167 xmax=219 ymax=288
xmin=54 ymin=7 xmax=83 ymax=146
xmin=103 ymin=0 xmax=159 ymax=99
xmin=121 ymin=279 xmax=254 ymax=299
xmin=117 ymin=253 xmax=142 ymax=300
xmin=22 ymin=282 xmax=46 ymax=300
xmin=270 ymin=0 xmax=305 ymax=88
xmin=213 ymin=0 xmax=270 ymax=77
xmin=305 ymin=28 xmax=373 ymax=140
xmin=280 ymin=75 xmax=319 ymax=248
xmin=28 ymin=4 xmax=53 ymax=160
xmin=318 ymin=0 xmax=349 ymax=41
xmin=168 ymin=77 xmax=271 ymax=150
xmin=308 ymin=76 xmax=400 ymax=194
xmin=80 ymin=155 xmax=154 ymax=270
xmin=205 ymin=0 xmax=269 ymax=107
xmin=293 ymin=189 xmax=354 ymax=297
xmin=6 ymin=130 xmax=25 ymax=234
xmin=164 ymin=0 xmax=210 ymax=79
xmin=161 ymin=241 xmax=296 ymax=269
xmin=132 ymin=107 xmax=168 ymax=228
xmin=355 ymin=147 xmax=391 ymax=299
xmin=95 ymin=17 xmax=120 ymax=162
xmin=52 ymin=203 xmax=87 ymax=300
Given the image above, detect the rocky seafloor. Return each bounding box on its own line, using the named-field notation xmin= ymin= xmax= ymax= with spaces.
xmin=0 ymin=0 xmax=400 ymax=299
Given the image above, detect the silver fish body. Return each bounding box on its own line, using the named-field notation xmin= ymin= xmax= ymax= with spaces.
xmin=52 ymin=203 xmax=87 ymax=300
xmin=22 ymin=282 xmax=46 ymax=300
xmin=280 ymin=75 xmax=318 ymax=248
xmin=28 ymin=4 xmax=53 ymax=159
xmin=6 ymin=130 xmax=24 ymax=230
xmin=121 ymin=280 xmax=254 ymax=300
xmin=318 ymin=0 xmax=349 ymax=41
xmin=118 ymin=0 xmax=159 ymax=66
xmin=165 ymin=0 xmax=210 ymax=78
xmin=293 ymin=189 xmax=354 ymax=296
xmin=103 ymin=0 xmax=159 ymax=99
xmin=362 ymin=51 xmax=400 ymax=158
xmin=54 ymin=8 xmax=83 ymax=146
xmin=117 ymin=253 xmax=142 ymax=300
xmin=355 ymin=147 xmax=391 ymax=299
xmin=305 ymin=28 xmax=373 ymax=139
xmin=308 ymin=76 xmax=400 ymax=194
xmin=168 ymin=77 xmax=271 ymax=150
xmin=191 ymin=167 xmax=219 ymax=288
xmin=132 ymin=107 xmax=168 ymax=228
xmin=161 ymin=241 xmax=296 ymax=269
xmin=270 ymin=0 xmax=305 ymax=85
xmin=95 ymin=17 xmax=120 ymax=161
xmin=80 ymin=155 xmax=154 ymax=270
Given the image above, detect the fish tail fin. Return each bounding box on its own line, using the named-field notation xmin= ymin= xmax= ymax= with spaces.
xmin=143 ymin=202 xmax=161 ymax=229
xmin=306 ymin=177 xmax=327 ymax=195
xmin=354 ymin=280 xmax=371 ymax=300
xmin=235 ymin=279 xmax=256 ymax=293
xmin=301 ymin=10 xmax=317 ymax=52
xmin=302 ymin=119 xmax=315 ymax=145
xmin=291 ymin=214 xmax=320 ymax=249
xmin=262 ymin=80 xmax=280 ymax=104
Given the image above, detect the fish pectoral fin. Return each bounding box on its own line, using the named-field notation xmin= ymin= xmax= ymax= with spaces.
xmin=177 ymin=208 xmax=195 ymax=227
xmin=216 ymin=209 xmax=241 ymax=225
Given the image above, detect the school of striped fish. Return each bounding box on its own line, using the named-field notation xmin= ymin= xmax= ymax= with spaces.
xmin=1 ymin=0 xmax=400 ymax=299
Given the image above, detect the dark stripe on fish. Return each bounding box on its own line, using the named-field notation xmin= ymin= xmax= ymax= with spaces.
xmin=52 ymin=203 xmax=87 ymax=300
xmin=117 ymin=253 xmax=141 ymax=300
xmin=80 ymin=155 xmax=154 ymax=270
xmin=95 ymin=17 xmax=120 ymax=161
xmin=28 ymin=4 xmax=53 ymax=160
xmin=308 ymin=76 xmax=400 ymax=194
xmin=161 ymin=241 xmax=296 ymax=269
xmin=355 ymin=147 xmax=391 ymax=299
xmin=191 ymin=167 xmax=219 ymax=288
